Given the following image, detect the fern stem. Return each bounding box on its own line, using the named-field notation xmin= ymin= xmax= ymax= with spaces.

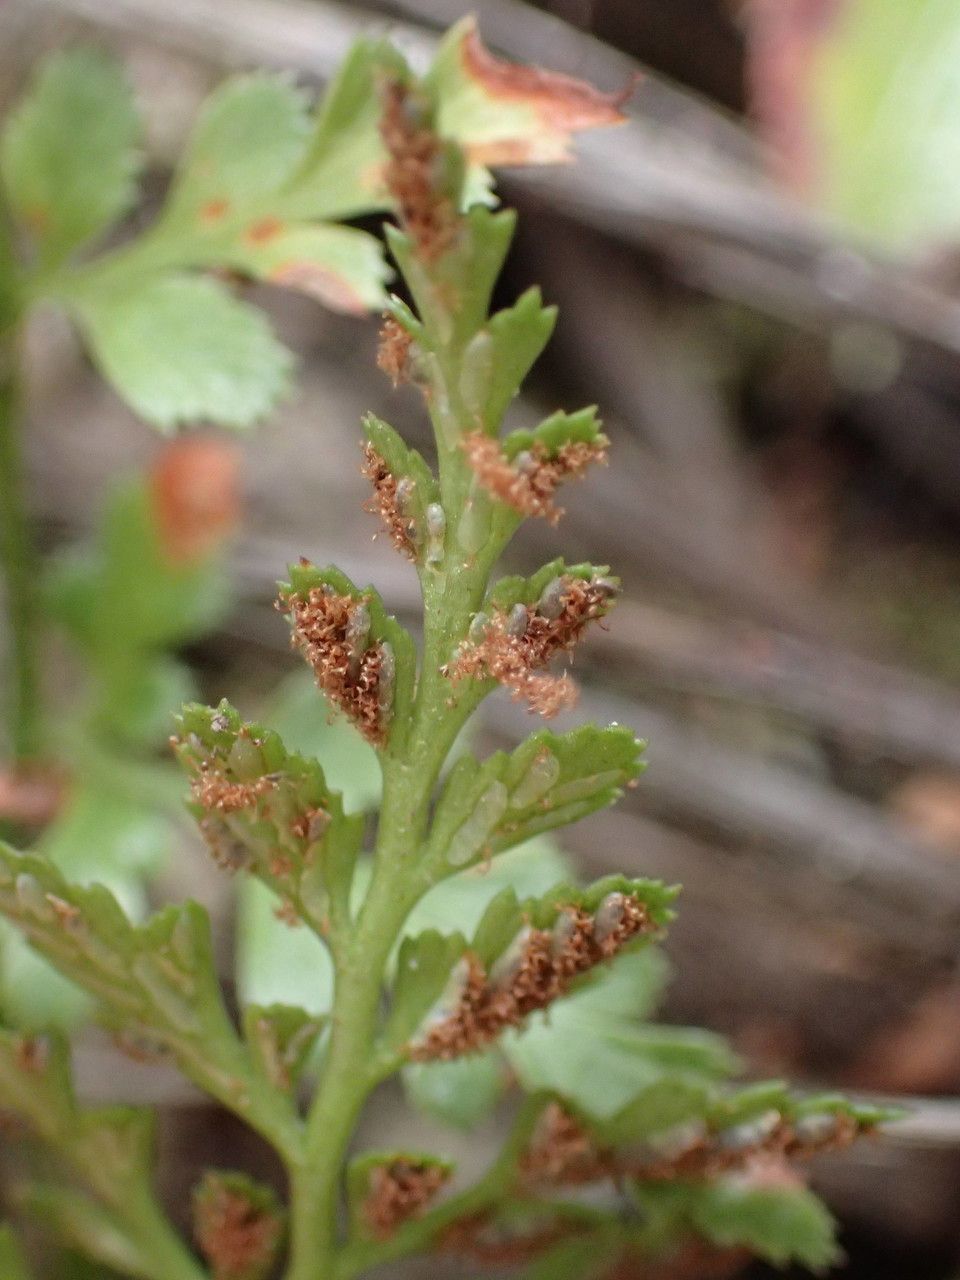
xmin=283 ymin=426 xmax=496 ymax=1279
xmin=284 ymin=679 xmax=472 ymax=1279
xmin=285 ymin=875 xmax=411 ymax=1279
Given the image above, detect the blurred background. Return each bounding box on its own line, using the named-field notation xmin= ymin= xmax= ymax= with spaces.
xmin=3 ymin=0 xmax=960 ymax=1275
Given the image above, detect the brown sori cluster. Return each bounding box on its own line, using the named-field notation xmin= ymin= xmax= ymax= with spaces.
xmin=360 ymin=443 xmax=417 ymax=559
xmin=190 ymin=764 xmax=277 ymax=815
xmin=193 ymin=1176 xmax=281 ymax=1280
xmin=379 ymin=79 xmax=457 ymax=261
xmin=280 ymin=584 xmax=390 ymax=746
xmin=377 ymin=315 xmax=413 ymax=386
xmin=409 ymin=892 xmax=651 ymax=1061
xmin=518 ymin=1103 xmax=601 ymax=1185
xmin=443 ymin=575 xmax=616 ymax=717
xmin=462 ymin=432 xmax=608 ymax=526
xmin=521 ymin=1101 xmax=865 ymax=1189
xmin=362 ymin=1159 xmax=450 ymax=1240
xmin=290 ymin=806 xmax=330 ymax=843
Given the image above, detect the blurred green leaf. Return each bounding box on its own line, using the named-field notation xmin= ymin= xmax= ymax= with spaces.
xmin=0 ymin=1224 xmax=31 ymax=1280
xmin=287 ymin=20 xmax=623 ymax=227
xmin=405 ymin=838 xmax=571 ymax=938
xmin=217 ymin=222 xmax=390 ymax=313
xmin=403 ymin=1051 xmax=507 ymax=1130
xmin=4 ymin=464 xmax=201 ymax=1021
xmin=636 ymin=1179 xmax=840 ymax=1271
xmin=46 ymin=479 xmax=227 ymax=750
xmin=70 ymin=273 xmax=292 ymax=431
xmin=47 ymin=482 xmax=226 ymax=656
xmin=23 ymin=1185 xmax=154 ymax=1279
xmin=0 ymin=1029 xmax=153 ymax=1182
xmin=0 ymin=1030 xmax=203 ymax=1278
xmin=265 ymin=671 xmax=382 ymax=814
xmin=564 ymin=1076 xmax=885 ymax=1181
xmin=98 ymin=657 xmax=196 ymax=749
xmin=163 ymin=73 xmax=310 ymax=223
xmin=749 ymin=0 xmax=960 ymax=248
xmin=162 ymin=72 xmax=391 ymax=311
xmin=0 ymin=927 xmax=92 ymax=1030
xmin=813 ymin=0 xmax=960 ymax=245
xmin=0 ymin=843 xmax=299 ymax=1149
xmin=50 ymin=1251 xmax=125 ymax=1280
xmin=598 ymin=1077 xmax=713 ymax=1144
xmin=503 ymin=950 xmax=736 ymax=1119
xmin=283 ymin=39 xmax=407 ymax=221
xmin=41 ymin=784 xmax=170 ymax=888
xmin=0 ymin=1029 xmax=155 ymax=1228
xmin=518 ymin=1238 xmax=614 ymax=1280
xmin=0 ymin=780 xmax=174 ymax=1031
xmin=235 ymin=878 xmax=333 ymax=1016
xmin=1 ymin=48 xmax=140 ymax=264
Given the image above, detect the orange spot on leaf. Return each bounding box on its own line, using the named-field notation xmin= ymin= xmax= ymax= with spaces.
xmin=244 ymin=216 xmax=284 ymax=246
xmin=149 ymin=437 xmax=240 ymax=565
xmin=200 ymin=198 xmax=231 ymax=224
xmin=459 ymin=20 xmax=631 ymax=165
